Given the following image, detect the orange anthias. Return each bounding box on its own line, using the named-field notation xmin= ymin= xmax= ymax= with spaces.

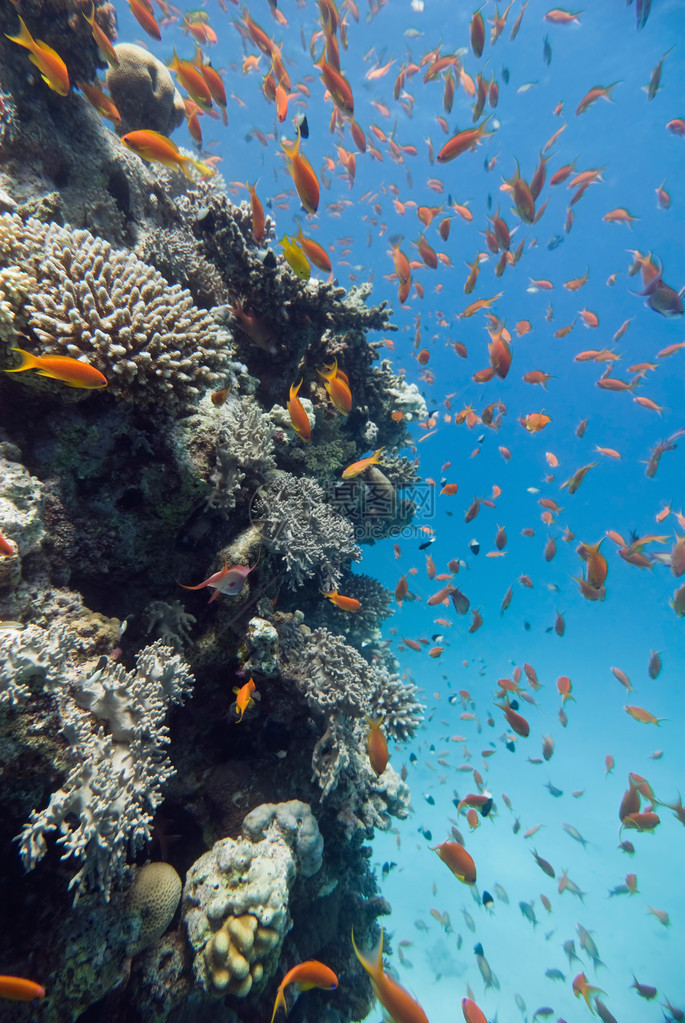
xmin=321 ymin=589 xmax=361 ymax=612
xmin=270 ymin=961 xmax=337 ymax=1023
xmin=351 ymin=930 xmax=429 ymax=1023
xmin=287 ymin=379 xmax=311 ymax=442
xmin=281 ymin=128 xmax=320 ymax=214
xmin=367 ymin=716 xmax=389 ymax=776
xmin=318 ymin=357 xmax=352 ymax=414
xmin=5 ymin=15 xmax=70 ymax=96
xmin=232 ymin=678 xmax=256 ymax=723
xmin=432 ymin=840 xmax=477 ymax=884
xmin=5 ymin=349 xmax=107 ymax=389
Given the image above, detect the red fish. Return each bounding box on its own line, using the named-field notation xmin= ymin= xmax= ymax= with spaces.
xmin=179 ymin=560 xmax=257 ymax=602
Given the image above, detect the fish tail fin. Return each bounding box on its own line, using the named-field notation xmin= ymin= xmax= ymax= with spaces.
xmin=191 ymin=157 xmax=216 ymax=178
xmin=366 ymin=715 xmax=384 ymax=729
xmin=5 ymin=348 xmax=37 ymax=373
xmin=6 ymin=14 xmax=34 ymax=50
xmin=373 ymin=446 xmax=385 ymax=463
xmin=351 ymin=927 xmax=383 ymax=987
xmin=83 ymin=1 xmax=95 ymax=26
xmin=270 ymin=985 xmax=287 ymax=1023
xmin=177 ymin=580 xmax=207 ymax=591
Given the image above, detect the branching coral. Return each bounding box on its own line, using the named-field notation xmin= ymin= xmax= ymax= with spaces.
xmin=253 ymin=473 xmax=361 ymax=590
xmin=284 ymin=627 xmax=422 ymax=807
xmin=136 ymin=225 xmax=227 ymax=309
xmin=0 ymin=213 xmax=233 ymax=409
xmin=9 ymin=630 xmax=194 ymax=898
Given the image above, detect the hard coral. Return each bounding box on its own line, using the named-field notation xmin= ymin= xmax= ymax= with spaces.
xmin=183 ymin=803 xmax=323 ymax=997
xmin=106 ymin=43 xmax=186 ymax=137
xmin=126 ymin=861 xmax=183 ymax=954
xmin=0 ymin=213 xmax=233 ymax=409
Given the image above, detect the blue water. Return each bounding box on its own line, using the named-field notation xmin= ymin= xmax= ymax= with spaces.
xmin=116 ymin=1 xmax=685 ymax=1019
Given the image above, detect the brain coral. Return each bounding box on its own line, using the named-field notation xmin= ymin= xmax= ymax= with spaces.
xmin=0 ymin=213 xmax=233 ymax=409
xmin=126 ymin=862 xmax=183 ymax=954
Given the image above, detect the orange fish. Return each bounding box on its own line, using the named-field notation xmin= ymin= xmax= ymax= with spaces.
xmin=247 ymin=182 xmax=266 ymax=242
xmin=76 ymin=79 xmax=121 ymax=124
xmin=352 ymin=930 xmax=429 ymax=1023
xmin=287 ymin=379 xmax=311 ymax=441
xmin=0 ymin=976 xmax=45 ymax=1002
xmin=128 ymin=0 xmax=161 ymax=41
xmin=624 ymin=705 xmax=664 ymax=725
xmin=519 ymin=412 xmax=552 ymax=433
xmin=82 ymin=1 xmax=119 ymax=66
xmin=433 ymin=840 xmax=477 ymax=884
xmin=5 ymin=14 xmax=70 ymax=96
xmin=294 ymin=221 xmax=332 ymax=273
xmin=367 ymin=716 xmax=389 ymax=776
xmin=318 ymin=357 xmax=352 ymax=415
xmin=5 ymin=348 xmax=107 ymax=389
xmin=232 ymin=678 xmax=256 ymax=723
xmin=270 ymin=961 xmax=338 ymax=1023
xmin=281 ymin=127 xmax=320 ymax=213
xmin=342 ymin=447 xmax=384 ymax=478
xmin=576 ymin=82 xmax=620 ymax=116
xmin=436 ymin=117 xmax=493 ymax=163
xmin=122 ymin=130 xmax=215 ymax=179
xmin=572 ymin=973 xmax=606 ymax=1012
xmin=321 ymin=590 xmax=361 ymax=611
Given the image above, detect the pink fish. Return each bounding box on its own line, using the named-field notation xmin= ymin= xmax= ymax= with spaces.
xmin=179 ymin=558 xmax=258 ymax=602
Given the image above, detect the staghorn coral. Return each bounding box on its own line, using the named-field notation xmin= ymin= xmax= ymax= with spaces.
xmin=253 ymin=473 xmax=361 ymax=590
xmin=13 ymin=632 xmax=194 ymax=898
xmin=0 ymin=213 xmax=234 ymax=409
xmin=183 ymin=802 xmax=323 ymax=998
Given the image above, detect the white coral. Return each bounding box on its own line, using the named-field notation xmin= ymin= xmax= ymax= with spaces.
xmin=0 ymin=213 xmax=233 ymax=409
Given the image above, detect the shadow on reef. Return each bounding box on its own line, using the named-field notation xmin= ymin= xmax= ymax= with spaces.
xmin=0 ymin=17 xmax=426 ymax=1021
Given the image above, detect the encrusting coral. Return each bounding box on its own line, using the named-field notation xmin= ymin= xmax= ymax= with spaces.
xmin=0 ymin=213 xmax=234 ymax=409
xmin=183 ymin=801 xmax=323 ymax=998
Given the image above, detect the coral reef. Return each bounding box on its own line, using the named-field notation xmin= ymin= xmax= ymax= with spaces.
xmin=6 ymin=628 xmax=194 ymax=897
xmin=183 ymin=802 xmax=323 ymax=997
xmin=0 ymin=17 xmax=424 ymax=1019
xmin=106 ymin=43 xmax=186 ymax=137
xmin=0 ymin=213 xmax=234 ymax=409
xmin=254 ymin=473 xmax=361 ymax=590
